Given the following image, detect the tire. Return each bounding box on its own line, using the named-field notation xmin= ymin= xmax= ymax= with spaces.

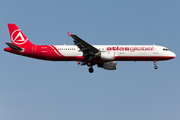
xmin=154 ymin=66 xmax=158 ymax=69
xmin=89 ymin=67 xmax=94 ymax=73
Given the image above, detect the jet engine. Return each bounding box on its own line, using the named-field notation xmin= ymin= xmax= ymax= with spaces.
xmin=100 ymin=52 xmax=115 ymax=61
xmin=98 ymin=61 xmax=117 ymax=70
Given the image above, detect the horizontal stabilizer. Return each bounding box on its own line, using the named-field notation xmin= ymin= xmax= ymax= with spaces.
xmin=5 ymin=42 xmax=23 ymax=51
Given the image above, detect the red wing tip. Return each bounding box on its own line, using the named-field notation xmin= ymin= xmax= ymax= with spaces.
xmin=67 ymin=32 xmax=72 ymax=36
xmin=77 ymin=61 xmax=80 ymax=65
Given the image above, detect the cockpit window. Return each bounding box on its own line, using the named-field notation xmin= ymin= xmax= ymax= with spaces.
xmin=163 ymin=48 xmax=169 ymax=51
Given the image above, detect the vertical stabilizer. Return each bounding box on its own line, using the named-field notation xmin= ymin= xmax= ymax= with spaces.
xmin=7 ymin=24 xmax=34 ymax=48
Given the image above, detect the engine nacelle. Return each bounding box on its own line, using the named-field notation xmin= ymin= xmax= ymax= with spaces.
xmin=100 ymin=52 xmax=115 ymax=61
xmin=98 ymin=61 xmax=117 ymax=70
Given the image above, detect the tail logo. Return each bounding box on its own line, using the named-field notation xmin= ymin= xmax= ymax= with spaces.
xmin=11 ymin=29 xmax=28 ymax=45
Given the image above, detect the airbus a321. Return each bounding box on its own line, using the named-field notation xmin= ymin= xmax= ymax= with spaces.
xmin=4 ymin=24 xmax=176 ymax=73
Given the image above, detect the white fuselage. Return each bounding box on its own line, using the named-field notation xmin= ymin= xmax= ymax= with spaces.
xmin=53 ymin=45 xmax=175 ymax=59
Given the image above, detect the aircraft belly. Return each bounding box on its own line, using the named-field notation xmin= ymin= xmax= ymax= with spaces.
xmin=115 ymin=51 xmax=171 ymax=61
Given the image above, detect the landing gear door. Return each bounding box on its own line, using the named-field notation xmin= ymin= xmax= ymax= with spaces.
xmin=153 ymin=45 xmax=158 ymax=54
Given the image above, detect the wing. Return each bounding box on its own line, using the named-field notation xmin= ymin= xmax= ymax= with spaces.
xmin=68 ymin=32 xmax=99 ymax=57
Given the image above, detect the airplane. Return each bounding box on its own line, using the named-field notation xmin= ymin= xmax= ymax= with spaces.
xmin=4 ymin=24 xmax=176 ymax=73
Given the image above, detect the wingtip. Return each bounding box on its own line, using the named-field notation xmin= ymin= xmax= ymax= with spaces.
xmin=67 ymin=32 xmax=72 ymax=36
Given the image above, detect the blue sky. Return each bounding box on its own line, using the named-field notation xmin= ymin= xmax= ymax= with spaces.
xmin=1 ymin=0 xmax=180 ymax=120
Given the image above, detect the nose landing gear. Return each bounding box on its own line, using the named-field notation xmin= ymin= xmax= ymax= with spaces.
xmin=154 ymin=60 xmax=158 ymax=69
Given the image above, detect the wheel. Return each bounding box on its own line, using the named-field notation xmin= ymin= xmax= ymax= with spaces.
xmin=154 ymin=66 xmax=158 ymax=69
xmin=89 ymin=67 xmax=94 ymax=73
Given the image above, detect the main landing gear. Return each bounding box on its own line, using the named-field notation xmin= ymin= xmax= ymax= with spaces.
xmin=87 ymin=62 xmax=94 ymax=73
xmin=89 ymin=67 xmax=94 ymax=73
xmin=154 ymin=60 xmax=158 ymax=69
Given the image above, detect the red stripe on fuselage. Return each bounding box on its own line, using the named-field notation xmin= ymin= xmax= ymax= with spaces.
xmin=49 ymin=45 xmax=64 ymax=57
xmin=114 ymin=56 xmax=175 ymax=61
xmin=87 ymin=56 xmax=175 ymax=63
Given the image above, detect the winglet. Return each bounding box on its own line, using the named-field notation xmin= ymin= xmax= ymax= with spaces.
xmin=77 ymin=61 xmax=80 ymax=65
xmin=67 ymin=32 xmax=72 ymax=36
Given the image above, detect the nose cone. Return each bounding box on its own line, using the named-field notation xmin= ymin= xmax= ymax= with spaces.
xmin=171 ymin=51 xmax=176 ymax=59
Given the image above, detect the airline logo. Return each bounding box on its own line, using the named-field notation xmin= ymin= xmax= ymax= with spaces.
xmin=11 ymin=29 xmax=28 ymax=45
xmin=106 ymin=46 xmax=154 ymax=52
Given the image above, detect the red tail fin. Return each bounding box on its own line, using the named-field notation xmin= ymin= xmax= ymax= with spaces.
xmin=8 ymin=24 xmax=34 ymax=48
